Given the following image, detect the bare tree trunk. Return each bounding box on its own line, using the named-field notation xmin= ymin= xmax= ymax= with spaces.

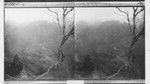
xmin=34 ymin=8 xmax=74 ymax=80
xmin=108 ymin=7 xmax=145 ymax=79
xmin=116 ymin=7 xmax=144 ymax=65
xmin=58 ymin=25 xmax=74 ymax=65
xmin=128 ymin=7 xmax=144 ymax=64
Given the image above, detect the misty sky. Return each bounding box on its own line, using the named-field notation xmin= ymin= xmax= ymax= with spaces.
xmin=75 ymin=7 xmax=127 ymax=23
xmin=5 ymin=7 xmax=140 ymax=25
xmin=5 ymin=8 xmax=57 ymax=25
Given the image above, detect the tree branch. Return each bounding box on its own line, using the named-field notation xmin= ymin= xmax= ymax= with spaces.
xmin=131 ymin=24 xmax=144 ymax=46
xmin=62 ymin=8 xmax=67 ymax=36
xmin=47 ymin=8 xmax=61 ymax=32
xmin=5 ymin=74 xmax=18 ymax=80
xmin=133 ymin=7 xmax=138 ymax=14
xmin=62 ymin=8 xmax=74 ymax=36
xmin=60 ymin=25 xmax=74 ymax=47
xmin=65 ymin=8 xmax=74 ymax=16
xmin=34 ymin=62 xmax=59 ymax=80
xmin=106 ymin=65 xmax=125 ymax=80
xmin=135 ymin=7 xmax=144 ymax=17
xmin=116 ymin=7 xmax=132 ymax=36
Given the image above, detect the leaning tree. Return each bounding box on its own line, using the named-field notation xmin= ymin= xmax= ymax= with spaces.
xmin=107 ymin=6 xmax=144 ymax=79
xmin=116 ymin=7 xmax=144 ymax=66
xmin=35 ymin=7 xmax=74 ymax=80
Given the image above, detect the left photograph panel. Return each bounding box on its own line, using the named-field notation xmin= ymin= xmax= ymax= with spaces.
xmin=4 ymin=8 xmax=75 ymax=80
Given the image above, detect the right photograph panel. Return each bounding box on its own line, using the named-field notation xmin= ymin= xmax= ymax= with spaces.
xmin=75 ymin=7 xmax=145 ymax=80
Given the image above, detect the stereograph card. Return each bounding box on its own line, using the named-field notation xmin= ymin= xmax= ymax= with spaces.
xmin=1 ymin=0 xmax=147 ymax=84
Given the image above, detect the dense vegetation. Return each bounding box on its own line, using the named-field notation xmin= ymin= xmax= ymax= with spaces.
xmin=75 ymin=20 xmax=144 ymax=79
xmin=4 ymin=20 xmax=144 ymax=80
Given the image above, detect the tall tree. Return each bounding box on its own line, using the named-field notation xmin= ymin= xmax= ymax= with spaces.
xmin=107 ymin=7 xmax=144 ymax=79
xmin=34 ymin=7 xmax=74 ymax=80
xmin=116 ymin=7 xmax=144 ymax=66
